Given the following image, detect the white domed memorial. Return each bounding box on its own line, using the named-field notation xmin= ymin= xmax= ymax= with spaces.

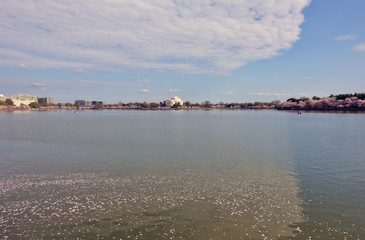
xmin=165 ymin=96 xmax=183 ymax=107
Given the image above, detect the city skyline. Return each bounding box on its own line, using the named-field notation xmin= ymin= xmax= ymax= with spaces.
xmin=1 ymin=0 xmax=365 ymax=104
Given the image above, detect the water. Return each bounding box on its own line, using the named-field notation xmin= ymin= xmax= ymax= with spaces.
xmin=0 ymin=110 xmax=364 ymax=239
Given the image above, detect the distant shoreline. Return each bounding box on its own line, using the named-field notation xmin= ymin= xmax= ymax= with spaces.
xmin=1 ymin=105 xmax=365 ymax=113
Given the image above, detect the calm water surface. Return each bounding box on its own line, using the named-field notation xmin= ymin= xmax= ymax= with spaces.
xmin=0 ymin=110 xmax=364 ymax=239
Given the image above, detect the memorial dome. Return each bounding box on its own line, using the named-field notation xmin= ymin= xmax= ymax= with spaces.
xmin=171 ymin=96 xmax=183 ymax=106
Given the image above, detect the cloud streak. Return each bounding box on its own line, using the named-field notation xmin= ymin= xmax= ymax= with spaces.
xmin=252 ymin=92 xmax=307 ymax=97
xmin=29 ymin=82 xmax=52 ymax=90
xmin=71 ymin=69 xmax=89 ymax=75
xmin=0 ymin=0 xmax=311 ymax=74
xmin=353 ymin=43 xmax=365 ymax=52
xmin=335 ymin=34 xmax=357 ymax=41
xmin=138 ymin=89 xmax=153 ymax=93
xmin=220 ymin=91 xmax=234 ymax=95
xmin=0 ymin=76 xmax=134 ymax=90
xmin=137 ymin=79 xmax=151 ymax=83
xmin=169 ymin=89 xmax=182 ymax=93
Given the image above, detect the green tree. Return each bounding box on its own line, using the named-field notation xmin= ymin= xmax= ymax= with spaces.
xmin=149 ymin=102 xmax=160 ymax=108
xmin=299 ymin=97 xmax=309 ymax=102
xmin=29 ymin=102 xmax=40 ymax=108
xmin=225 ymin=103 xmax=234 ymax=108
xmin=134 ymin=102 xmax=142 ymax=107
xmin=184 ymin=101 xmax=192 ymax=108
xmin=73 ymin=102 xmax=80 ymax=109
xmin=93 ymin=103 xmax=103 ymax=109
xmin=254 ymin=101 xmax=262 ymax=106
xmin=287 ymin=98 xmax=299 ymax=103
xmin=201 ymin=100 xmax=212 ymax=108
xmin=141 ymin=102 xmax=149 ymax=108
xmin=172 ymin=103 xmax=181 ymax=108
xmin=5 ymin=98 xmax=14 ymax=106
xmin=270 ymin=100 xmax=281 ymax=106
xmin=39 ymin=103 xmax=49 ymax=107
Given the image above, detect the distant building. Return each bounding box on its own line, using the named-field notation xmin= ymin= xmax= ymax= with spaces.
xmin=75 ymin=100 xmax=87 ymax=106
xmin=75 ymin=100 xmax=102 ymax=107
xmin=164 ymin=96 xmax=183 ymax=107
xmin=0 ymin=94 xmax=7 ymax=102
xmin=164 ymin=100 xmax=174 ymax=107
xmin=11 ymin=94 xmax=37 ymax=106
xmin=92 ymin=101 xmax=103 ymax=105
xmin=38 ymin=97 xmax=55 ymax=104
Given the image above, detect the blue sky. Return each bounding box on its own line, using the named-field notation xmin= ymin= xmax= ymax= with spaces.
xmin=1 ymin=0 xmax=364 ymax=104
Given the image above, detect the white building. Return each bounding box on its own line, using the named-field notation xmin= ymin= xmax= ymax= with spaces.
xmin=11 ymin=94 xmax=38 ymax=106
xmin=165 ymin=96 xmax=183 ymax=107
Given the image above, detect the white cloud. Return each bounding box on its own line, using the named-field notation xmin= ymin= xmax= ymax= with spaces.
xmin=353 ymin=43 xmax=365 ymax=52
xmin=0 ymin=0 xmax=311 ymax=74
xmin=137 ymin=79 xmax=151 ymax=83
xmin=335 ymin=34 xmax=357 ymax=41
xmin=138 ymin=89 xmax=152 ymax=93
xmin=169 ymin=89 xmax=182 ymax=93
xmin=19 ymin=63 xmax=28 ymax=69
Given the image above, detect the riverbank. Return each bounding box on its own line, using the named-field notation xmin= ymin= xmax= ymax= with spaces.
xmin=0 ymin=105 xmax=74 ymax=111
xmin=1 ymin=105 xmax=365 ymax=113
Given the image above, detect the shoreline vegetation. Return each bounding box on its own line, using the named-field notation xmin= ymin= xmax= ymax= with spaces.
xmin=1 ymin=93 xmax=365 ymax=112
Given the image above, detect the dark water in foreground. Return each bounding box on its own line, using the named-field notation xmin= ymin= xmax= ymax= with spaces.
xmin=0 ymin=110 xmax=364 ymax=239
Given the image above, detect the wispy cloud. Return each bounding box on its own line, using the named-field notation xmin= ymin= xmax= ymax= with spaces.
xmin=220 ymin=91 xmax=234 ymax=95
xmin=335 ymin=34 xmax=357 ymax=41
xmin=12 ymin=63 xmax=34 ymax=70
xmin=0 ymin=0 xmax=311 ymax=74
xmin=353 ymin=43 xmax=365 ymax=52
xmin=138 ymin=89 xmax=153 ymax=93
xmin=71 ymin=69 xmax=88 ymax=75
xmin=78 ymin=80 xmax=134 ymax=87
xmin=137 ymin=79 xmax=151 ymax=83
xmin=252 ymin=92 xmax=306 ymax=97
xmin=169 ymin=89 xmax=182 ymax=93
xmin=29 ymin=82 xmax=52 ymax=90
xmin=0 ymin=76 xmax=134 ymax=91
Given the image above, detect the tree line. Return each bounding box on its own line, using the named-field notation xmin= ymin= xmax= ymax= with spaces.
xmin=102 ymin=100 xmax=281 ymax=110
xmin=277 ymin=93 xmax=365 ymax=110
xmin=0 ymin=98 xmax=15 ymax=106
xmin=2 ymin=92 xmax=364 ymax=111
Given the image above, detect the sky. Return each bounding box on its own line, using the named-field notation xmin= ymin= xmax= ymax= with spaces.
xmin=1 ymin=0 xmax=364 ymax=104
